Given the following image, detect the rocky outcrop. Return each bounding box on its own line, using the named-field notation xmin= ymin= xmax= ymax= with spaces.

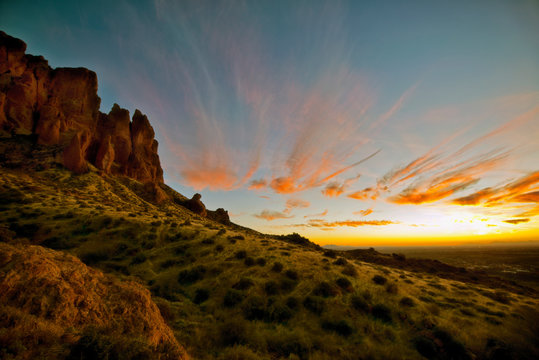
xmin=0 ymin=242 xmax=188 ymax=359
xmin=184 ymin=193 xmax=207 ymax=217
xmin=0 ymin=31 xmax=164 ymax=188
xmin=207 ymin=208 xmax=231 ymax=225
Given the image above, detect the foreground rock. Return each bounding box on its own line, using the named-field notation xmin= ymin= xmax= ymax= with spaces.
xmin=0 ymin=242 xmax=188 ymax=360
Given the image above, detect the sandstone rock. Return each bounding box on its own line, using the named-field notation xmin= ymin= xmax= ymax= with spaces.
xmin=63 ymin=131 xmax=91 ymax=174
xmin=144 ymin=181 xmax=169 ymax=204
xmin=129 ymin=109 xmax=164 ymax=183
xmin=95 ymin=134 xmax=115 ymax=174
xmin=1 ymin=31 xmax=165 ymax=190
xmin=0 ymin=242 xmax=188 ymax=359
xmin=184 ymin=193 xmax=207 ymax=217
xmin=207 ymin=207 xmax=231 ymax=225
xmin=98 ymin=104 xmax=132 ymax=171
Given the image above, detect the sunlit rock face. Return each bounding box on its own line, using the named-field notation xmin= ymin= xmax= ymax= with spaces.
xmin=0 ymin=31 xmax=164 ymax=186
xmin=0 ymin=242 xmax=189 ymax=359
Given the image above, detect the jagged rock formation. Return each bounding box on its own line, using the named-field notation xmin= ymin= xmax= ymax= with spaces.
xmin=184 ymin=193 xmax=207 ymax=217
xmin=0 ymin=242 xmax=188 ymax=359
xmin=0 ymin=31 xmax=163 ymax=186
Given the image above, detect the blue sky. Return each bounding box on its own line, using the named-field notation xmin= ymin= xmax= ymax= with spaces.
xmin=3 ymin=0 xmax=539 ymax=245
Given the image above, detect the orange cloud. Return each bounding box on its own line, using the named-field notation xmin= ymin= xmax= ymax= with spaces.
xmin=354 ymin=208 xmax=373 ymax=216
xmin=248 ymin=179 xmax=267 ymax=190
xmin=253 ymin=210 xmax=293 ymax=221
xmin=304 ymin=209 xmax=328 ymax=218
xmin=453 ymin=171 xmax=539 ymax=207
xmin=181 ymin=166 xmax=238 ymax=191
xmin=503 ymin=218 xmax=530 ymax=225
xmin=347 ymin=187 xmax=378 ymax=200
xmin=284 ymin=198 xmax=311 ymax=213
xmin=303 ymin=219 xmax=397 ymax=228
xmin=269 ymin=177 xmax=299 ymax=194
xmin=321 ymin=182 xmax=346 ymax=197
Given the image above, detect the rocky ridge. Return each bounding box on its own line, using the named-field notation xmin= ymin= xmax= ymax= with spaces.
xmin=0 ymin=31 xmax=163 ymax=185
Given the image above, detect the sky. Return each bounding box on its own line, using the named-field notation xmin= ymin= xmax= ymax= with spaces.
xmin=2 ymin=0 xmax=539 ymax=246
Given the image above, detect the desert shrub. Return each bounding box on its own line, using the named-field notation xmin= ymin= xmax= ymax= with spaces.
xmin=321 ymin=319 xmax=354 ymax=337
xmin=202 ymin=238 xmax=215 ymax=245
xmin=385 ymin=282 xmax=398 ymax=294
xmin=433 ymin=328 xmax=471 ymax=360
xmin=244 ymin=257 xmax=255 ymax=266
xmin=335 ymin=277 xmax=353 ymax=292
xmin=399 ymin=297 xmax=415 ymax=307
xmin=350 ymin=295 xmax=369 ymax=313
xmin=323 ymin=250 xmax=337 ymax=258
xmin=286 ymin=297 xmax=299 ymax=309
xmin=279 ymin=278 xmax=297 ymax=293
xmin=67 ymin=327 xmax=153 ymax=360
xmin=392 ymin=253 xmax=406 ymax=261
xmin=150 ymin=220 xmax=162 ymax=226
xmin=264 ymin=281 xmax=280 ymax=295
xmin=9 ymin=223 xmax=40 ymax=238
xmin=284 ymin=269 xmax=298 ymax=280
xmin=219 ymin=319 xmax=248 ymax=346
xmin=215 ymin=244 xmax=224 ymax=252
xmin=194 ymin=288 xmax=210 ymax=304
xmin=333 ymin=257 xmax=348 ymax=266
xmin=255 ymin=258 xmax=266 ymax=266
xmin=217 ymin=229 xmax=226 ymax=235
xmin=219 ymin=345 xmax=260 ymax=360
xmin=233 ymin=278 xmax=254 ymax=290
xmin=371 ymin=304 xmax=392 ymax=323
xmin=224 ymin=289 xmax=245 ymax=308
xmin=460 ymin=308 xmax=475 ymax=317
xmin=303 ymin=296 xmax=325 ymax=315
xmin=486 ymin=291 xmax=512 ymax=304
xmin=243 ymin=296 xmax=267 ymax=320
xmin=235 ymin=250 xmax=247 ymax=259
xmin=372 ymin=275 xmax=387 ymax=285
xmin=79 ymin=249 xmax=109 ymax=265
xmin=341 ymin=264 xmax=358 ymax=277
xmin=362 ymin=290 xmax=372 ymax=301
xmin=313 ymin=281 xmax=337 ymax=298
xmin=267 ymin=302 xmax=293 ymax=323
xmin=160 ymin=259 xmax=182 ymax=269
xmin=131 ymin=253 xmax=147 ymax=265
xmin=271 ymin=262 xmax=283 ymax=272
xmin=178 ymin=265 xmax=206 ymax=284
xmin=413 ymin=336 xmax=437 ymax=359
xmin=266 ymin=328 xmax=311 ymax=359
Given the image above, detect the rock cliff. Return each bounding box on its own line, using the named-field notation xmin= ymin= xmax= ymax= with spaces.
xmin=0 ymin=31 xmax=163 ymax=185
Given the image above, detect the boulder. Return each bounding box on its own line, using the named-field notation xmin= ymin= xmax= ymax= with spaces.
xmin=95 ymin=135 xmax=115 ymax=174
xmin=184 ymin=193 xmax=207 ymax=217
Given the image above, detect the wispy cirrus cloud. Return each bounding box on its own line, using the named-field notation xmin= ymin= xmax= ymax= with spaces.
xmin=284 ymin=198 xmax=311 ymax=214
xmin=503 ymin=218 xmax=530 ymax=225
xmin=304 ymin=209 xmax=329 ymax=218
xmin=353 ymin=208 xmax=373 ymax=216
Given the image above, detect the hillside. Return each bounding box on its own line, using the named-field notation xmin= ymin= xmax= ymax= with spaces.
xmin=1 ymin=31 xmax=539 ymax=360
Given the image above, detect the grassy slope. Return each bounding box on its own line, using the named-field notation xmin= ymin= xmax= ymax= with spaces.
xmin=1 ymin=160 xmax=538 ymax=360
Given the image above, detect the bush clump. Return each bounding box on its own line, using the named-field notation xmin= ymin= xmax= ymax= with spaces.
xmin=255 ymin=257 xmax=266 ymax=266
xmin=341 ymin=264 xmax=358 ymax=277
xmin=336 ymin=277 xmax=353 ymax=292
xmin=313 ymin=281 xmax=337 ymax=298
xmin=178 ymin=265 xmax=206 ymax=284
xmin=244 ymin=257 xmax=255 ymax=266
xmin=284 ymin=269 xmax=298 ymax=280
xmin=371 ymin=304 xmax=392 ymax=323
xmin=235 ymin=250 xmax=247 ymax=259
xmin=233 ymin=278 xmax=254 ymax=290
xmin=267 ymin=302 xmax=293 ymax=323
xmin=321 ymin=319 xmax=354 ymax=337
xmin=271 ymin=262 xmax=283 ymax=272
xmin=372 ymin=275 xmax=387 ymax=285
xmin=194 ymin=288 xmax=210 ymax=304
xmin=303 ymin=296 xmax=325 ymax=315
xmin=224 ymin=289 xmax=244 ymax=308
xmin=243 ymin=296 xmax=267 ymax=320
xmin=264 ymin=281 xmax=280 ymax=295
xmin=350 ymin=295 xmax=369 ymax=313
xmin=219 ymin=319 xmax=248 ymax=346
xmin=400 ymin=297 xmax=415 ymax=307
xmin=334 ymin=257 xmax=348 ymax=266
